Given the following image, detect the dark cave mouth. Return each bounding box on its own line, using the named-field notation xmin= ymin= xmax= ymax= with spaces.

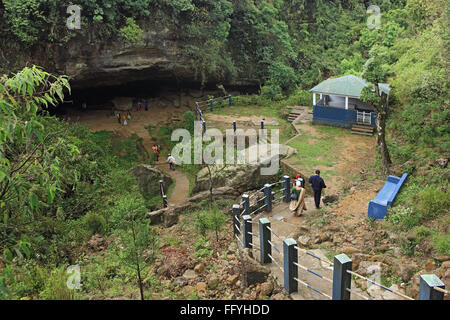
xmin=53 ymin=78 xmax=259 ymax=115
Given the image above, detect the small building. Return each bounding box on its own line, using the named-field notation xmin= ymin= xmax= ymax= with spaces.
xmin=309 ymin=75 xmax=390 ymax=129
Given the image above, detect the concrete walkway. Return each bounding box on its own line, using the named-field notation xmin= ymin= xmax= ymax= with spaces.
xmin=247 ymin=199 xmax=367 ymax=300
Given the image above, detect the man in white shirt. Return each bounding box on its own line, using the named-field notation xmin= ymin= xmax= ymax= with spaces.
xmin=167 ymin=154 xmax=176 ymax=170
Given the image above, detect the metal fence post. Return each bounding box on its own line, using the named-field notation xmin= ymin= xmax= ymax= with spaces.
xmin=242 ymin=194 xmax=250 ymax=215
xmin=261 ymin=120 xmax=264 ymax=130
xmin=419 ymin=274 xmax=445 ymax=300
xmin=195 ymin=102 xmax=200 ymax=119
xmin=283 ymin=175 xmax=290 ymax=202
xmin=332 ymin=254 xmax=352 ymax=300
xmin=283 ymin=238 xmax=298 ymax=294
xmin=209 ymin=99 xmax=213 ymax=111
xmin=264 ymin=184 xmax=272 ymax=212
xmin=229 ymin=95 xmax=232 ymax=106
xmin=233 ymin=204 xmax=240 ymax=235
xmin=162 ymin=195 xmax=168 ymax=208
xmin=233 ymin=120 xmax=237 ymax=134
xmin=242 ymin=215 xmax=252 ymax=249
xmin=202 ymin=120 xmax=206 ymax=135
xmin=159 ymin=180 xmax=164 ymax=196
xmin=259 ymin=218 xmax=271 ymax=264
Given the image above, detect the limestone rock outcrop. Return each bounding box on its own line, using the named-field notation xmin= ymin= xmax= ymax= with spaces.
xmin=130 ymin=165 xmax=172 ymax=200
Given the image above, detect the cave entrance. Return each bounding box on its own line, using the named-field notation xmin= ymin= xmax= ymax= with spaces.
xmin=51 ymin=79 xmax=259 ymax=117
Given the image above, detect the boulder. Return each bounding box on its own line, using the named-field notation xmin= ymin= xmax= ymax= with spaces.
xmin=182 ymin=269 xmax=197 ymax=280
xmin=173 ymin=277 xmax=188 ymax=287
xmin=193 ymin=144 xmax=296 ymax=194
xmin=357 ymin=261 xmax=383 ymax=277
xmin=399 ymin=264 xmax=416 ymax=282
xmin=207 ymin=276 xmax=220 ymax=290
xmin=436 ymin=158 xmax=448 ymax=168
xmin=87 ymin=234 xmax=109 ymax=252
xmin=156 ymin=247 xmax=191 ymax=278
xmin=259 ymin=282 xmax=274 ymax=297
xmin=196 ymin=282 xmax=208 ymax=293
xmin=240 ymin=249 xmax=271 ymax=286
xmin=322 ymin=194 xmax=339 ymax=204
xmin=130 ymin=165 xmax=172 ymax=200
xmin=298 ymin=236 xmax=311 ymax=246
xmin=227 ymin=274 xmax=240 ymax=286
xmin=194 ymin=263 xmax=205 ymax=274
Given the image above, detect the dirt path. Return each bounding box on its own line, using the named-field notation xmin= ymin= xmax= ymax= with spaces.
xmin=71 ymin=107 xmax=191 ymax=205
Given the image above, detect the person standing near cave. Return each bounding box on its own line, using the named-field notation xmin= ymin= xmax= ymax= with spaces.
xmin=152 ymin=144 xmax=160 ymax=162
xmin=127 ymin=110 xmax=132 ymax=120
xmin=145 ymin=100 xmax=149 ymax=111
xmin=308 ymin=170 xmax=326 ymax=209
xmin=117 ymin=113 xmax=121 ymax=124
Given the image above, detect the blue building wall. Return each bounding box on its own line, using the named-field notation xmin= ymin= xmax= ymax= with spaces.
xmin=312 ymin=105 xmax=376 ymax=128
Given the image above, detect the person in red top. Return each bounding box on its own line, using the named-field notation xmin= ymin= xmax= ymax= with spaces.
xmin=293 ymin=173 xmax=305 ymax=188
xmin=152 ymin=144 xmax=160 ymax=161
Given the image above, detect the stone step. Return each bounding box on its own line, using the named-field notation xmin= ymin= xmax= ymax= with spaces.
xmin=351 ymin=131 xmax=373 ymax=136
xmin=352 ymin=128 xmax=374 ymax=134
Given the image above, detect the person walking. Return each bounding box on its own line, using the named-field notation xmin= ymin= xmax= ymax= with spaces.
xmin=167 ymin=154 xmax=176 ymax=170
xmin=289 ymin=184 xmax=307 ymax=217
xmin=117 ymin=113 xmax=121 ymax=124
xmin=121 ymin=114 xmax=126 ymax=124
xmin=152 ymin=144 xmax=160 ymax=162
xmin=294 ymin=173 xmax=305 ymax=188
xmin=145 ymin=100 xmax=149 ymax=111
xmin=127 ymin=110 xmax=132 ymax=120
xmin=308 ymin=170 xmax=326 ymax=209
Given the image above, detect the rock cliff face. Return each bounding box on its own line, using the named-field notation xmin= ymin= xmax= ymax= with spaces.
xmin=47 ymin=24 xmax=256 ymax=91
xmin=55 ymin=26 xmax=194 ymax=89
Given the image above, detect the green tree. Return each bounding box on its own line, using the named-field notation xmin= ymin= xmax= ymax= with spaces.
xmin=0 ymin=66 xmax=74 ymax=258
xmin=117 ymin=214 xmax=158 ymax=300
xmin=361 ymin=45 xmax=393 ymax=175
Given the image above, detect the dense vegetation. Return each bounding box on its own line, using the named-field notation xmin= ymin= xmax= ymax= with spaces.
xmin=0 ymin=0 xmax=448 ymax=299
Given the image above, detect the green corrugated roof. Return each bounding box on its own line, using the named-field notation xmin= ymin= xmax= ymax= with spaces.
xmin=309 ymin=75 xmax=390 ymax=97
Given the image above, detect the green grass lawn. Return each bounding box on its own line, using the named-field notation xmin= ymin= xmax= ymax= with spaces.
xmin=286 ymin=124 xmax=348 ymax=180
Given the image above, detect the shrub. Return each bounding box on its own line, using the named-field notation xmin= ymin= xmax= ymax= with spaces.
xmin=412 ymin=186 xmax=449 ymax=221
xmin=107 ymin=195 xmax=147 ymax=230
xmin=261 ymin=84 xmax=284 ymax=101
xmin=39 ymin=266 xmax=78 ymax=300
xmin=183 ymin=111 xmax=196 ymax=134
xmin=432 ymin=234 xmax=450 ymax=256
xmin=194 ymin=205 xmax=227 ymax=241
xmin=82 ymin=212 xmax=107 ymax=236
xmin=119 ymin=18 xmax=144 ymax=46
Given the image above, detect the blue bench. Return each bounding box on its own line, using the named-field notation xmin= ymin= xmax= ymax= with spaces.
xmin=368 ymin=173 xmax=408 ymax=219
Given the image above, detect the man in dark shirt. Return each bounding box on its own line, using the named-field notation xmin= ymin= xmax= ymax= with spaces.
xmin=308 ymin=170 xmax=326 ymax=209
